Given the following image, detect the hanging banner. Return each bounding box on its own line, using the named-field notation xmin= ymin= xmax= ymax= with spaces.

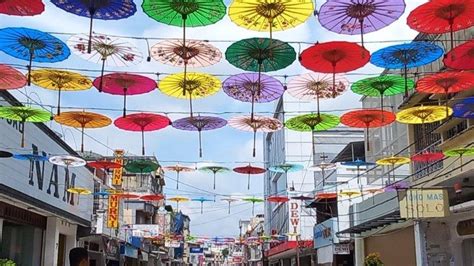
xmin=112 ymin=149 xmax=125 ymax=186
xmin=399 ymin=189 xmax=449 ymax=219
xmin=107 ymin=194 xmax=120 ymax=228
xmin=288 ymin=199 xmax=301 ymax=240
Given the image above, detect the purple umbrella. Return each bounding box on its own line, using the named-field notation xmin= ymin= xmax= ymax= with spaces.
xmin=318 ymin=0 xmax=406 ymax=46
xmin=223 ymin=73 xmax=284 ymax=121
xmin=172 ymin=116 xmax=227 ymax=157
xmin=384 ymin=180 xmax=409 ymax=192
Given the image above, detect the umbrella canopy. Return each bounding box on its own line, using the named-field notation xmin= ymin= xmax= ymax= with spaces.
xmin=0 ymin=106 xmax=51 ymax=147
xmin=115 ymin=113 xmax=170 ymax=155
xmin=0 ymin=27 xmax=70 ymax=85
xmin=54 ymin=111 xmax=112 ymax=152
xmin=269 ymin=163 xmax=304 ymax=173
xmin=52 ymin=0 xmax=136 ymax=54
xmin=168 ymin=196 xmax=189 ymax=211
xmin=221 ymin=197 xmax=239 ymax=214
xmin=351 ymin=75 xmax=414 ymax=111
xmin=411 ymin=151 xmax=445 ymax=163
xmin=0 ymin=150 xmax=13 ymax=158
xmin=370 ymin=42 xmax=444 ymax=96
xmin=308 ymin=162 xmax=337 ymax=186
xmin=416 ymin=72 xmax=474 ymax=115
xmin=159 ymin=72 xmax=221 ymax=117
xmin=453 ymin=97 xmax=474 ymax=119
xmin=444 ymin=40 xmax=474 ymax=70
xmin=192 ymin=197 xmax=213 ymax=214
xmin=267 ymin=195 xmax=289 ymax=203
xmin=342 ymin=158 xmax=375 ymax=182
xmin=318 ymin=0 xmax=405 ymax=46
xmin=13 ymin=153 xmax=48 ymax=161
xmin=151 ymin=39 xmax=221 ymax=67
xmin=300 ymin=41 xmax=370 ymax=97
xmin=384 ymin=180 xmax=409 ymax=192
xmin=376 ymin=156 xmax=410 ymax=184
xmin=172 ymin=116 xmax=227 ymax=157
xmin=229 ymin=115 xmax=283 ymax=157
xmin=67 ymin=187 xmax=92 ymax=203
xmin=290 ymin=194 xmax=313 ymax=201
xmin=396 ymin=106 xmax=452 ymax=124
xmin=30 ymin=69 xmax=92 ymax=114
xmin=407 ymin=0 xmax=474 ymax=49
xmin=228 ymin=0 xmax=314 ymax=39
xmin=49 ymin=155 xmax=86 ymax=168
xmin=0 ymin=0 xmax=44 ymax=16
xmin=444 ymin=147 xmax=474 ymax=171
xmin=0 ymin=64 xmax=26 ymax=90
xmin=339 ymin=190 xmax=361 ymax=200
xmin=93 ymin=191 xmax=110 ymax=197
xmin=233 ymin=164 xmax=266 ymax=190
xmin=140 ymin=194 xmax=165 ymax=201
xmin=316 ymin=192 xmax=337 ymax=201
xmin=242 ymin=197 xmax=263 ymax=216
xmin=87 ymin=160 xmax=122 ymax=170
xmin=94 ymin=73 xmax=156 ymax=117
xmin=163 ymin=164 xmax=195 ymax=189
xmin=124 ymin=160 xmax=159 ymax=174
xmin=199 ymin=165 xmax=230 ymax=190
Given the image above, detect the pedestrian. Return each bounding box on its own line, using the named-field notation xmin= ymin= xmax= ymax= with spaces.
xmin=69 ymin=247 xmax=89 ymax=266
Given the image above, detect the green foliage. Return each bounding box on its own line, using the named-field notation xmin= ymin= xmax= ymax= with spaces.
xmin=0 ymin=259 xmax=16 ymax=266
xmin=365 ymin=253 xmax=384 ymax=266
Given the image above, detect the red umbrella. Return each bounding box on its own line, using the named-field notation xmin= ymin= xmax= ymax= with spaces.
xmin=87 ymin=160 xmax=122 ymax=170
xmin=0 ymin=64 xmax=26 ymax=90
xmin=116 ymin=193 xmax=140 ymax=199
xmin=140 ymin=194 xmax=165 ymax=201
xmin=267 ymin=195 xmax=289 ymax=204
xmin=300 ymin=41 xmax=370 ymax=97
xmin=416 ymin=71 xmax=474 ymax=115
xmin=341 ymin=109 xmax=396 ymax=150
xmin=444 ymin=40 xmax=474 ymax=70
xmin=114 ymin=113 xmax=171 ymax=155
xmin=0 ymin=0 xmax=44 ymax=16
xmin=233 ymin=164 xmax=266 ymax=190
xmin=407 ymin=0 xmax=474 ymax=49
xmin=411 ymin=151 xmax=445 ymax=163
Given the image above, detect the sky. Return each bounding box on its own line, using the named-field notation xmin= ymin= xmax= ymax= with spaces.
xmin=0 ymin=0 xmax=426 ymax=237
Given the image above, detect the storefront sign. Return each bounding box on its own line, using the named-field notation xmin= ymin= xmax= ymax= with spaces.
xmin=333 ymin=243 xmax=350 ymax=254
xmin=288 ymin=199 xmax=301 ymax=239
xmin=457 ymin=219 xmax=474 ymax=236
xmin=399 ymin=189 xmax=449 ymax=219
xmin=131 ymin=224 xmax=160 ymax=237
xmin=112 ymin=150 xmax=124 ymax=186
xmin=314 ymin=218 xmax=338 ymax=249
xmin=107 ymin=194 xmax=120 ymax=228
xmin=164 ymin=239 xmax=181 ymax=248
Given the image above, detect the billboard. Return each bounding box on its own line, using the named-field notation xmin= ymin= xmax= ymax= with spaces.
xmin=399 ymin=189 xmax=449 ymax=219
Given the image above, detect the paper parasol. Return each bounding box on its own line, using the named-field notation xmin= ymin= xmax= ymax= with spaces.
xmin=300 ymin=41 xmax=370 ymax=97
xmin=267 ymin=195 xmax=289 ymax=204
xmin=140 ymin=194 xmax=165 ymax=202
xmin=339 ymin=190 xmax=361 ymax=202
xmin=0 ymin=0 xmax=44 ymax=16
xmin=125 ymin=159 xmax=159 ymax=186
xmin=444 ymin=40 xmax=474 ymax=70
xmin=376 ymin=156 xmax=410 ymax=184
xmin=199 ymin=165 xmax=229 ymax=190
xmin=342 ymin=158 xmax=376 ymax=183
xmin=0 ymin=150 xmax=13 ymax=158
xmin=0 ymin=106 xmax=51 ymax=147
xmin=384 ymin=180 xmax=409 ymax=192
xmin=114 ymin=113 xmax=170 ymax=155
xmin=444 ymin=147 xmax=474 ymax=171
xmin=453 ymin=97 xmax=474 ymax=119
xmin=290 ymin=194 xmax=313 ymax=201
xmin=0 ymin=64 xmax=26 ymax=90
xmin=411 ymin=151 xmax=445 ymax=163
xmin=269 ymin=163 xmax=304 ymax=173
xmin=172 ymin=115 xmax=227 ymax=157
xmin=0 ymin=27 xmax=70 ymax=85
xmin=94 ymin=73 xmax=156 ymax=117
xmin=192 ymin=197 xmax=213 ymax=214
xmin=87 ymin=160 xmax=122 ymax=171
xmin=316 ymin=192 xmax=337 ymax=201
xmin=242 ymin=197 xmax=263 ymax=216
xmin=54 ymin=111 xmax=111 ymax=152
xmin=228 ymin=0 xmax=314 ymax=39
xmin=67 ymin=187 xmax=92 ymax=204
xmin=168 ymin=196 xmax=189 ymax=212
xmin=221 ymin=197 xmax=239 ymax=214
xmin=233 ymin=164 xmax=266 ymax=190
xmin=163 ymin=164 xmax=195 ymax=190
xmin=13 ymin=153 xmax=48 ymax=162
xmin=308 ymin=161 xmax=337 ymax=187
xmin=229 ymin=115 xmax=283 ymax=157
xmin=49 ymin=155 xmax=86 ymax=167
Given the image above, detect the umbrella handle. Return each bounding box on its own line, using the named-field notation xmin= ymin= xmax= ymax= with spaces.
xmin=99 ymin=59 xmax=106 ymax=92
xmin=198 ymin=129 xmax=203 ymax=158
xmin=213 ymin=173 xmax=216 ymax=190
xmin=81 ymin=126 xmax=85 ymax=153
xmin=57 ymin=87 xmax=62 ymax=115
xmin=253 ymin=129 xmax=257 ymax=157
xmin=21 ymin=118 xmax=26 ymax=147
xmin=176 ymin=171 xmax=180 ymax=190
xmin=123 ymin=90 xmax=127 ymax=118
xmin=27 ymin=51 xmax=33 ymax=86
xmin=141 ymin=130 xmax=145 ymax=156
xmin=87 ymin=7 xmax=96 ymax=54
xmin=359 ymin=19 xmax=365 ymax=47
xmin=248 ymin=173 xmax=250 ymax=190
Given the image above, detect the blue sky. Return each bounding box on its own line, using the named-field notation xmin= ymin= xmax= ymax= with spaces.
xmin=0 ymin=0 xmax=425 ymax=237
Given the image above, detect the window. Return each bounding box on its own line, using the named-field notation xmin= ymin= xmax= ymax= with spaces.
xmin=0 ymin=221 xmax=43 ymax=266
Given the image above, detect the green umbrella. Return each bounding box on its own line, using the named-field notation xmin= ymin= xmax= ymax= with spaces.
xmin=352 ymin=76 xmax=414 ymax=111
xmin=199 ymin=165 xmax=229 ymax=190
xmin=285 ymin=113 xmax=340 ymax=156
xmin=243 ymin=197 xmax=264 ymax=216
xmin=444 ymin=147 xmax=474 ymax=171
xmin=0 ymin=106 xmax=51 ymax=147
xmin=125 ymin=160 xmax=160 ymax=187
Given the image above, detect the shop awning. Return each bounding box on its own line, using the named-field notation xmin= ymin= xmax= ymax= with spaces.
xmin=265 ymin=240 xmax=313 ymax=258
xmin=337 ymin=210 xmax=404 ymax=235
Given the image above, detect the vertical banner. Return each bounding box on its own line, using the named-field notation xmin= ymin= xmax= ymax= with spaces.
xmin=112 ymin=149 xmax=124 ymax=186
xmin=107 ymin=194 xmax=120 ymax=228
xmin=288 ymin=199 xmax=301 ymax=240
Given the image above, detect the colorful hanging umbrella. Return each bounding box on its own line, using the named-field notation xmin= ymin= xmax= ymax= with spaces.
xmin=0 ymin=0 xmax=44 ymax=16
xmin=376 ymin=156 xmax=410 ymax=184
xmin=285 ymin=113 xmax=340 ymax=155
xmin=228 ymin=0 xmax=314 ymax=39
xmin=13 ymin=153 xmax=48 ymax=162
xmin=54 ymin=111 xmax=112 ymax=152
xmin=115 ymin=113 xmax=170 ymax=155
xmin=172 ymin=116 xmax=227 ymax=158
xmin=0 ymin=106 xmax=51 ymax=147
xmin=341 ymin=158 xmax=376 ymax=181
xmin=221 ymin=197 xmax=239 ymax=214
xmin=364 ymin=187 xmax=384 ymax=203
xmin=199 ymin=165 xmax=229 ymax=190
xmin=68 ymin=33 xmax=142 ymax=90
xmin=87 ymin=160 xmax=122 ymax=171
xmin=407 ymin=0 xmax=474 ymax=49
xmin=93 ymin=191 xmax=110 ymax=197
xmin=0 ymin=150 xmax=13 ymax=158
xmin=49 ymin=155 xmax=86 ymax=168
xmin=269 ymin=163 xmax=304 ymax=174
xmin=339 ymin=190 xmax=361 ymax=202
xmin=233 ymin=164 xmax=266 ymax=190
xmin=52 ymin=0 xmax=136 ymax=54
xmin=444 ymin=40 xmax=474 ymax=70
xmin=242 ymin=197 xmax=263 ymax=216
xmin=0 ymin=64 xmax=26 ymax=90
xmin=30 ymin=69 xmax=92 ymax=114
xmin=416 ymin=71 xmax=474 ymax=115
xmin=300 ymin=41 xmax=370 ymax=97
xmin=444 ymin=147 xmax=474 ymax=171
xmin=308 ymin=161 xmax=337 ymax=187
xmin=316 ymin=192 xmax=337 ymax=201
xmin=94 ymin=73 xmax=156 ymax=117
xmin=351 ymin=75 xmax=414 ymax=111
xmin=287 ymin=73 xmax=348 ymax=114
xmin=168 ymin=196 xmax=189 ymax=212
xmin=163 ymin=164 xmax=195 ymax=190
xmin=67 ymin=187 xmax=92 ymax=204
xmin=290 ymin=194 xmax=313 ymax=201
xmin=0 ymin=27 xmax=70 ymax=85
xmin=229 ymin=115 xmax=283 ymax=157
xmin=125 ymin=160 xmax=160 ymax=186
xmin=384 ymin=180 xmax=409 ymax=192
xmin=318 ymin=0 xmax=405 ymax=46
xmin=192 ymin=197 xmax=213 ymax=214
xmin=159 ymin=72 xmax=221 ymax=117
xmin=370 ymin=42 xmax=444 ymax=96
xmin=411 ymin=151 xmax=445 ymax=163
xmin=453 ymin=97 xmax=474 ymax=119
xmin=397 ymin=106 xmax=452 ymax=124
xmin=341 ymin=109 xmax=396 ymax=150
xmin=140 ymin=194 xmax=165 ymax=202
xmin=267 ymin=195 xmax=289 ymax=204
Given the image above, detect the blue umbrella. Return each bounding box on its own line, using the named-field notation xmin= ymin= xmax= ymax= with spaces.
xmin=453 ymin=97 xmax=474 ymax=119
xmin=93 ymin=191 xmax=110 ymax=197
xmin=13 ymin=153 xmax=49 ymax=161
xmin=341 ymin=159 xmax=376 ymax=184
xmin=0 ymin=27 xmax=70 ymax=85
xmin=370 ymin=42 xmax=444 ymax=96
xmin=269 ymin=163 xmax=304 ymax=190
xmin=51 ymin=0 xmax=137 ymax=54
xmin=192 ymin=197 xmax=214 ymax=214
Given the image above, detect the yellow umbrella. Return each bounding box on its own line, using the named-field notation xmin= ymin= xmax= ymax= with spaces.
xmin=67 ymin=187 xmax=92 ymax=204
xmin=229 ymin=0 xmax=314 ymax=39
xmin=376 ymin=156 xmax=410 ymax=184
xmin=30 ymin=69 xmax=92 ymax=115
xmin=339 ymin=190 xmax=361 ymax=202
xmin=159 ymin=72 xmax=221 ymax=117
xmin=54 ymin=111 xmax=112 ymax=152
xmin=168 ymin=196 xmax=190 ymax=212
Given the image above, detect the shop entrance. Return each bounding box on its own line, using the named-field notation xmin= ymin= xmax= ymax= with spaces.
xmin=57 ymin=234 xmax=67 ymax=266
xmin=462 ymin=238 xmax=474 ymax=265
xmin=0 ymin=221 xmax=43 ymax=266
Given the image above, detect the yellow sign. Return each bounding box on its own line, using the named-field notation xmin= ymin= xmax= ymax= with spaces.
xmin=399 ymin=189 xmax=449 ymax=219
xmin=107 ymin=194 xmax=120 ymax=228
xmin=112 ymin=150 xmax=124 ymax=186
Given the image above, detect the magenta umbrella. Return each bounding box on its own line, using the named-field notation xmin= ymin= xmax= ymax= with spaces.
xmin=93 ymin=73 xmax=156 ymax=117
